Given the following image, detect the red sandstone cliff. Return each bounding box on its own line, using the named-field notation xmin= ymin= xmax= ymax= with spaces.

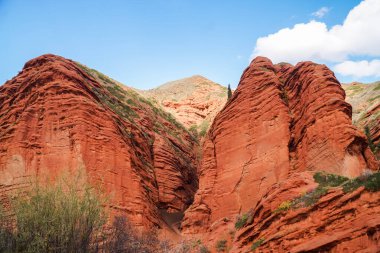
xmin=1 ymin=54 xmax=379 ymax=252
xmin=0 ymin=54 xmax=198 ymax=232
xmin=182 ymin=57 xmax=379 ymax=252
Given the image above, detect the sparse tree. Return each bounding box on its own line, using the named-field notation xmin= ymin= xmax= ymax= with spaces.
xmin=227 ymin=84 xmax=232 ymax=99
xmin=0 ymin=171 xmax=106 ymax=253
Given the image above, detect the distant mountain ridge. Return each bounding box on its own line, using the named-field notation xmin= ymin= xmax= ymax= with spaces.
xmin=139 ymin=75 xmax=228 ymax=136
xmin=342 ymin=81 xmax=380 ymax=157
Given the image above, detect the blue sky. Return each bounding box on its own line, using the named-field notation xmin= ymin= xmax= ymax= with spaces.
xmin=1 ymin=0 xmax=378 ymax=89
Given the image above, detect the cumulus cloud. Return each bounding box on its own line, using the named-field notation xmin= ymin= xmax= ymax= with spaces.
xmin=252 ymin=0 xmax=380 ymax=64
xmin=334 ymin=60 xmax=380 ymax=78
xmin=312 ymin=7 xmax=330 ymax=18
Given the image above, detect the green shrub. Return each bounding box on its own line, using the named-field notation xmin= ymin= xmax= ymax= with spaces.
xmin=313 ymin=171 xmax=349 ymax=187
xmin=0 ymin=205 xmax=13 ymax=252
xmin=293 ymin=186 xmax=328 ymax=207
xmin=75 ymin=62 xmax=95 ymax=78
xmin=215 ymin=239 xmax=227 ymax=252
xmin=105 ymin=216 xmax=167 ymax=253
xmin=91 ymin=69 xmax=115 ymax=84
xmin=251 ymin=238 xmax=265 ymax=251
xmin=199 ymin=120 xmax=210 ymax=137
xmin=0 ymin=172 xmax=106 ymax=253
xmin=199 ymin=244 xmax=210 ymax=253
xmin=189 ymin=124 xmax=198 ymax=135
xmin=274 ymin=171 xmax=380 ymax=217
xmin=343 ymin=171 xmax=380 ymax=193
xmin=93 ymin=86 xmax=138 ymax=120
xmin=106 ymin=85 xmax=126 ymax=101
xmin=235 ymin=213 xmax=249 ymax=229
xmin=274 ymin=200 xmax=292 ymax=213
xmin=364 ymin=126 xmax=379 ymax=156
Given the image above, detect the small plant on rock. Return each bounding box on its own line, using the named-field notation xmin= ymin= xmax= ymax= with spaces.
xmin=215 ymin=239 xmax=227 ymax=252
xmin=251 ymin=238 xmax=265 ymax=251
xmin=343 ymin=171 xmax=380 ymax=193
xmin=313 ymin=172 xmax=349 ymax=187
xmin=235 ymin=213 xmax=248 ymax=229
xmin=199 ymin=244 xmax=210 ymax=253
xmin=274 ymin=200 xmax=292 ymax=213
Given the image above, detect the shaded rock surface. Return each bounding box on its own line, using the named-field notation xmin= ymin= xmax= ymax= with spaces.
xmin=0 ymin=54 xmax=199 ymax=231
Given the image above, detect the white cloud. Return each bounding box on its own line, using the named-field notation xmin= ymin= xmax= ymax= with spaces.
xmin=334 ymin=60 xmax=380 ymax=78
xmin=252 ymin=0 xmax=380 ymax=64
xmin=312 ymin=7 xmax=330 ymax=18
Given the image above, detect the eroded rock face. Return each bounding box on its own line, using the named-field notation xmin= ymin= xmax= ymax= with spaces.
xmin=1 ymin=54 xmax=379 ymax=251
xmin=232 ymin=172 xmax=380 ymax=253
xmin=343 ymin=82 xmax=380 ymax=159
xmin=0 ymin=54 xmax=198 ymax=230
xmin=182 ymin=57 xmax=379 ymax=250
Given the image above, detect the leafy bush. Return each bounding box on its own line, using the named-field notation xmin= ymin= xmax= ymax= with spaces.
xmin=215 ymin=239 xmax=227 ymax=252
xmin=199 ymin=244 xmax=210 ymax=253
xmin=92 ymin=86 xmax=138 ymax=120
xmin=0 ymin=172 xmax=106 ymax=253
xmin=105 ymin=216 xmax=168 ymax=253
xmin=106 ymin=85 xmax=127 ymax=101
xmin=274 ymin=200 xmax=292 ymax=212
xmin=235 ymin=213 xmax=249 ymax=229
xmin=275 ymin=171 xmax=380 ymax=213
xmin=292 ymin=186 xmax=328 ymax=208
xmin=189 ymin=124 xmax=198 ymax=135
xmin=275 ymin=186 xmax=329 ymax=212
xmin=199 ymin=120 xmax=210 ymax=137
xmin=343 ymin=171 xmax=380 ymax=193
xmin=313 ymin=170 xmax=380 ymax=194
xmin=251 ymin=238 xmax=265 ymax=251
xmin=0 ymin=205 xmax=14 ymax=252
xmin=313 ymin=171 xmax=349 ymax=187
xmin=364 ymin=126 xmax=380 ymax=156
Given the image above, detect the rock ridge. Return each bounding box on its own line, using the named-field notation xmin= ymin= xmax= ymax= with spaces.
xmin=182 ymin=56 xmax=379 ymax=251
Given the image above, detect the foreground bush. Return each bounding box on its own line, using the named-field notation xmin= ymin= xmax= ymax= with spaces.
xmin=105 ymin=216 xmax=170 ymax=253
xmin=0 ymin=172 xmax=106 ymax=253
xmin=0 ymin=173 xmax=180 ymax=253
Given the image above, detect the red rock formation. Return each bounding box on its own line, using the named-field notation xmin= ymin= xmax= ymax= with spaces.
xmin=0 ymin=54 xmax=198 ymax=231
xmin=232 ymin=171 xmax=380 ymax=253
xmin=182 ymin=57 xmax=292 ymax=234
xmin=1 ymin=54 xmax=379 ymax=251
xmin=281 ymin=61 xmax=378 ymax=176
xmin=182 ymin=57 xmax=379 ymax=251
